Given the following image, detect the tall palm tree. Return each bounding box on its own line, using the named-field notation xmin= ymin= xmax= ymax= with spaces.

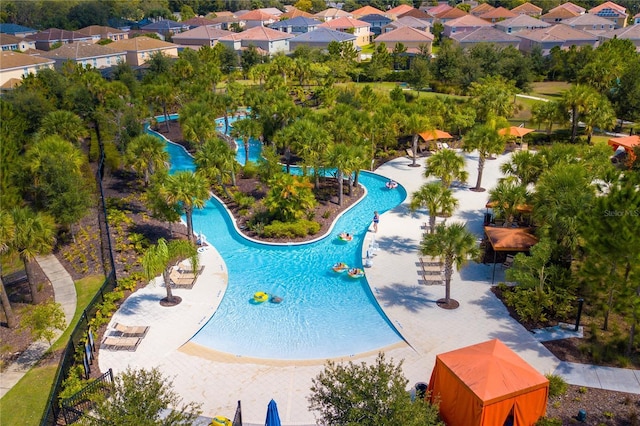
xmin=142 ymin=238 xmax=198 ymax=305
xmin=125 ymin=134 xmax=169 ymax=186
xmin=424 ymin=149 xmax=468 ymax=188
xmin=531 ymin=100 xmax=564 ymax=136
xmin=404 ymin=113 xmax=431 ymax=167
xmin=462 ymin=119 xmax=507 ymax=191
xmin=0 ymin=210 xmax=17 ymax=327
xmin=582 ymin=95 xmax=616 ymax=145
xmin=327 ymin=143 xmax=352 ymax=206
xmin=410 ymin=182 xmax=459 ymax=234
xmin=500 ymin=150 xmax=546 ymax=188
xmin=37 ymin=110 xmax=89 ymax=145
xmin=561 ymin=84 xmax=599 ymax=144
xmin=230 ymin=118 xmax=262 ymax=166
xmin=146 ymin=80 xmax=175 ymax=133
xmin=181 ymin=111 xmax=217 ymax=147
xmin=421 ymin=223 xmax=479 ymax=308
xmin=488 ymin=180 xmax=529 ymax=226
xmin=164 ymin=172 xmax=209 ymax=244
xmin=194 ymin=137 xmax=238 ymax=196
xmin=11 ymin=207 xmax=56 ymax=304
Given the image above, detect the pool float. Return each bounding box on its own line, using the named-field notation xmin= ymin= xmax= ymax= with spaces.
xmin=332 ymin=262 xmax=349 ymax=273
xmin=253 ymin=292 xmax=269 ymax=303
xmin=211 ymin=416 xmax=231 ymax=426
xmin=386 ymin=180 xmax=398 ymax=189
xmin=338 ymin=232 xmax=353 ymax=242
xmin=348 ymin=268 xmax=364 ymax=279
xmin=271 ymin=296 xmax=283 ymax=303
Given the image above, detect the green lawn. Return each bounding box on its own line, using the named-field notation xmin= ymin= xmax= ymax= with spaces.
xmin=529 ymin=81 xmax=572 ymax=101
xmin=0 ymin=274 xmax=105 ymax=426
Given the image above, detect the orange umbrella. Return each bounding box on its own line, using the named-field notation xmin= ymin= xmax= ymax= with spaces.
xmin=419 ymin=129 xmax=453 ymax=141
xmin=498 ymin=126 xmax=534 ymax=138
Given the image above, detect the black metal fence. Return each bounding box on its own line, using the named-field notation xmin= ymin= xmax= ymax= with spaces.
xmin=60 ymin=369 xmax=113 ymax=424
xmin=40 ymin=136 xmax=118 ymax=426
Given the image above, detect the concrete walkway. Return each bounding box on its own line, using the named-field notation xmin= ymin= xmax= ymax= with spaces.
xmin=0 ymin=255 xmax=76 ymax=399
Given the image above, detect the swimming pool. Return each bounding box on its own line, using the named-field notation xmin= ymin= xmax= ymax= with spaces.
xmin=160 ymin=128 xmax=407 ymax=360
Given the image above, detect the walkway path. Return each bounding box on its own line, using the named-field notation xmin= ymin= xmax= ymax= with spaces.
xmin=0 ymin=255 xmax=76 ymax=399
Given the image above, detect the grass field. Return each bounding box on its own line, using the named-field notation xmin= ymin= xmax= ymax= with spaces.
xmin=529 ymin=81 xmax=572 ymax=100
xmin=0 ymin=274 xmax=105 ymax=426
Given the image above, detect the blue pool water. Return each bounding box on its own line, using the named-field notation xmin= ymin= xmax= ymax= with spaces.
xmin=157 ymin=126 xmax=407 ymax=360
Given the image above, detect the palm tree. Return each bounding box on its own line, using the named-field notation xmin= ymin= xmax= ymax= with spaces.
xmin=164 ymin=172 xmax=209 ymax=244
xmin=181 ymin=111 xmax=217 ymax=147
xmin=0 ymin=210 xmax=17 ymax=327
xmin=421 ymin=223 xmax=479 ymax=309
xmin=142 ymin=238 xmax=198 ymax=305
xmin=500 ymin=151 xmax=546 ymax=188
xmin=125 ymin=134 xmax=169 ymax=186
xmin=230 ymin=118 xmax=262 ymax=166
xmin=410 ymin=182 xmax=459 ymax=234
xmin=194 ymin=137 xmax=238 ymax=196
xmin=404 ymin=113 xmax=431 ymax=167
xmin=11 ymin=207 xmax=56 ymax=304
xmin=146 ymin=81 xmax=175 ymax=133
xmin=424 ymin=149 xmax=468 ymax=188
xmin=582 ymin=95 xmax=616 ymax=145
xmin=327 ymin=143 xmax=352 ymax=206
xmin=37 ymin=110 xmax=89 ymax=145
xmin=531 ymin=101 xmax=564 ymax=136
xmin=488 ymin=180 xmax=529 ymax=227
xmin=561 ymin=84 xmax=599 ymax=144
xmin=462 ymin=119 xmax=507 ymax=192
xmin=264 ymin=173 xmax=317 ymax=222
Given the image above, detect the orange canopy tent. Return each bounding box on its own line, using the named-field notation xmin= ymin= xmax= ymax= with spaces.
xmin=608 ymin=135 xmax=640 ymax=162
xmin=419 ymin=129 xmax=453 ymax=141
xmin=484 ymin=226 xmax=538 ymax=252
xmin=498 ymin=126 xmax=534 ymax=138
xmin=428 ymin=339 xmax=549 ymax=426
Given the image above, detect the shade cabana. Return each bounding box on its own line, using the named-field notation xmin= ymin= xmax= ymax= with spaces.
xmin=428 ymin=339 xmax=549 ymax=426
xmin=484 ymin=226 xmax=538 ymax=282
xmin=418 ymin=129 xmax=454 ymax=151
xmin=608 ymin=135 xmax=639 ymax=163
xmin=498 ymin=126 xmax=534 ymax=138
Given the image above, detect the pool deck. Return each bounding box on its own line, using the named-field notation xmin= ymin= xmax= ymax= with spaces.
xmin=98 ymin=151 xmax=639 ymax=425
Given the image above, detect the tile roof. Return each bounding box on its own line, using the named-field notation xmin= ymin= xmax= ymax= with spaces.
xmin=358 ymin=14 xmax=392 ymax=25
xmin=0 ymin=23 xmax=36 ymax=35
xmin=541 ymin=8 xmax=581 ymax=20
xmin=388 ymin=16 xmax=431 ymax=28
xmin=517 ymin=24 xmax=599 ymax=42
xmin=470 ymin=3 xmax=495 ymax=16
xmin=141 ymin=19 xmax=185 ymax=30
xmin=600 ymin=24 xmax=640 ymax=40
xmin=39 ymin=42 xmax=125 ymax=60
xmin=171 ymin=26 xmax=233 ymax=41
xmin=218 ymin=26 xmax=295 ymax=41
xmin=318 ymin=16 xmax=370 ymax=29
xmin=258 ymin=8 xmax=284 ymax=16
xmin=240 ymin=10 xmax=279 ymax=21
xmin=436 ymin=7 xmax=468 ymax=20
xmin=549 ymin=2 xmax=585 ymax=14
xmin=280 ymin=8 xmax=314 ymax=19
xmin=589 ymin=1 xmax=626 ymax=14
xmin=496 ymin=14 xmax=551 ymax=29
xmin=290 ymin=27 xmax=356 ymax=43
xmin=109 ymin=36 xmax=178 ymax=51
xmin=207 ymin=11 xmax=235 ymax=18
xmin=426 ymin=4 xmax=452 ymax=16
xmin=0 ymin=50 xmax=54 ymax=70
xmin=563 ymin=13 xmax=617 ymax=27
xmin=351 ymin=5 xmax=386 ymax=17
xmin=0 ymin=33 xmax=22 ymax=45
xmin=387 ymin=4 xmax=415 ymax=16
xmin=444 ymin=14 xmax=494 ymax=28
xmin=26 ymin=28 xmax=93 ymax=42
xmin=181 ymin=17 xmax=220 ymax=27
xmin=450 ymin=26 xmax=521 ymax=43
xmin=511 ymin=2 xmax=543 ymax=15
xmin=314 ymin=8 xmax=352 ymax=19
xmin=375 ymin=26 xmax=434 ymax=42
xmin=77 ymin=25 xmax=125 ymax=37
xmin=398 ymin=8 xmax=433 ymax=20
xmin=480 ymin=6 xmax=517 ymax=20
xmin=269 ymin=16 xmax=322 ymax=29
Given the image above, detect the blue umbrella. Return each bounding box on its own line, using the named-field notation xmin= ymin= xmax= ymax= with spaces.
xmin=265 ymin=399 xmax=281 ymax=426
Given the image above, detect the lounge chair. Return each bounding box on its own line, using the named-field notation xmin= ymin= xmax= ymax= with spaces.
xmin=502 ymin=254 xmax=515 ymax=269
xmin=101 ymin=336 xmax=141 ymax=351
xmin=169 ymin=265 xmax=204 ymax=289
xmin=112 ymin=323 xmax=149 ymax=338
xmin=405 ymin=148 xmax=417 ymax=159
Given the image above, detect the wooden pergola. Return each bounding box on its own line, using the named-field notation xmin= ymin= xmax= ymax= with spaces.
xmin=484 ymin=226 xmax=538 ymax=283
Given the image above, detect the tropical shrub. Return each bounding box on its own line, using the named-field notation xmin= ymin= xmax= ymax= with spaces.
xmin=262 ymin=220 xmax=320 ymax=238
xmin=546 ymin=373 xmax=568 ymax=398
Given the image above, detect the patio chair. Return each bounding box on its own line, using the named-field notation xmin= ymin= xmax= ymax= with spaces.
xmin=405 ymin=148 xmax=417 ymax=159
xmin=112 ymin=323 xmax=149 ymax=338
xmin=502 ymin=254 xmax=515 ymax=269
xmin=101 ymin=336 xmax=141 ymax=352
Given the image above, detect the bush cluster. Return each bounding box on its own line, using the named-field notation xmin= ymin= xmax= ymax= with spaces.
xmin=262 ymin=220 xmax=320 ymax=238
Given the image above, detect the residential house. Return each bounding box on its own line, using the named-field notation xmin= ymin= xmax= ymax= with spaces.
xmin=470 ymin=3 xmax=495 ymax=17
xmin=269 ymin=17 xmax=322 ymax=35
xmin=588 ymin=1 xmax=628 ymax=28
xmin=374 ymin=26 xmax=434 ymax=55
xmin=0 ymin=23 xmax=38 ymax=38
xmin=0 ymin=33 xmax=36 ymax=51
xmin=387 ymin=4 xmax=416 ymax=20
xmin=140 ymin=20 xmax=189 ymax=39
xmin=258 ymin=8 xmax=284 ymax=18
xmin=450 ymin=27 xmax=521 ymax=49
xmin=171 ymin=26 xmax=233 ymax=48
xmin=108 ymin=36 xmax=179 ymax=66
xmin=39 ymin=42 xmax=126 ymax=69
xmin=351 ymin=5 xmax=386 ymax=19
xmin=25 ymin=28 xmax=93 ymax=51
xmin=479 ymin=7 xmax=517 ymax=23
xmin=314 ymin=8 xmax=352 ymax=22
xmin=208 ymin=15 xmax=246 ymax=31
xmin=495 ymin=15 xmax=551 ymax=34
xmin=382 ymin=16 xmax=431 ymax=34
xmin=424 ymin=4 xmax=452 ymax=17
xmin=398 ymin=8 xmax=435 ymax=24
xmin=510 ymin=2 xmax=543 ymax=17
xmin=319 ymin=17 xmax=372 ymax=47
xmin=358 ymin=14 xmax=392 ymax=36
xmin=0 ymin=51 xmax=54 ymax=89
xmin=435 ymin=7 xmax=469 ymax=24
xmin=540 ymin=7 xmax=581 ymax=24
xmin=442 ymin=15 xmax=493 ymax=37
xmin=599 ymin=25 xmax=640 ymax=51
xmin=548 ymin=2 xmax=586 ymax=15
xmin=78 ymin=25 xmax=128 ymax=42
xmin=562 ymin=14 xmax=616 ymax=34
xmin=181 ymin=17 xmax=222 ymax=29
xmin=288 ymin=27 xmax=357 ymax=51
xmin=517 ymin=24 xmax=599 ymax=55
xmin=280 ymin=7 xmax=314 ymax=19
xmin=218 ymin=26 xmax=294 ymax=55
xmin=241 ymin=10 xmax=279 ymax=29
